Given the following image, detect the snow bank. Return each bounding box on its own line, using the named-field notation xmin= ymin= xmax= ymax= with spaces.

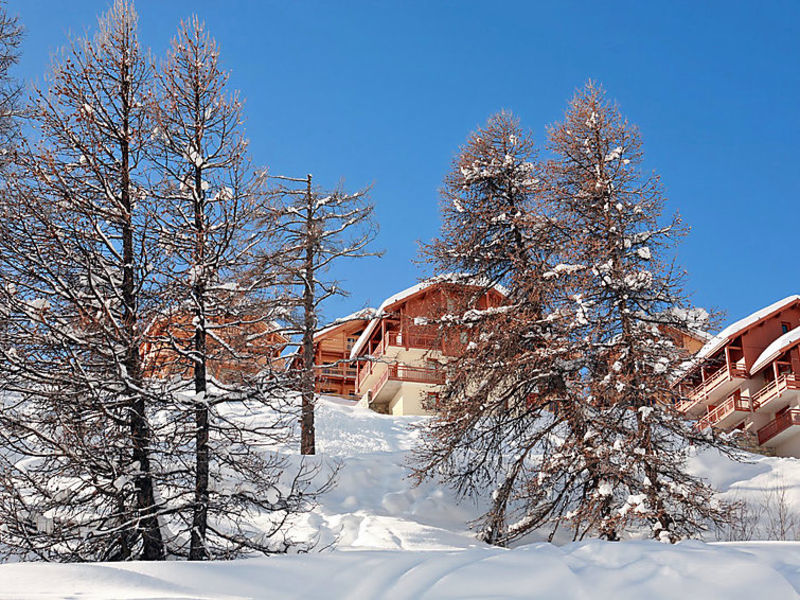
xmin=8 ymin=398 xmax=800 ymax=597
xmin=308 ymin=399 xmax=800 ymax=550
xmin=293 ymin=399 xmax=484 ymax=551
xmin=3 ymin=541 xmax=800 ymax=599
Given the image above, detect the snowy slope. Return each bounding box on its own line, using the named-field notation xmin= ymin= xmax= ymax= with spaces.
xmin=6 ymin=397 xmax=800 ymax=598
xmin=3 ymin=541 xmax=800 ymax=599
xmin=303 ymin=398 xmax=800 ymax=549
xmin=293 ymin=398 xmax=485 ymax=551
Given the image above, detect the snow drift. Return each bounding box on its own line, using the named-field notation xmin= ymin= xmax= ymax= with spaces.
xmin=5 ymin=397 xmax=800 ymax=598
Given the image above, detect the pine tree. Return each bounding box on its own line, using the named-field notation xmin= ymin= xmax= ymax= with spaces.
xmin=545 ymin=82 xmax=729 ymax=542
xmin=415 ymin=97 xmax=734 ymax=547
xmin=0 ymin=0 xmax=165 ymax=561
xmin=147 ymin=17 xmax=313 ymax=558
xmin=268 ymin=175 xmax=380 ymax=455
xmin=413 ymin=112 xmax=585 ymax=545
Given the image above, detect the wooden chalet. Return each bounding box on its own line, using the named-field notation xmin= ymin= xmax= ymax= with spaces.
xmin=676 ymin=295 xmax=800 ymax=456
xmin=142 ymin=310 xmax=289 ymax=385
xmin=348 ymin=276 xmax=507 ymax=415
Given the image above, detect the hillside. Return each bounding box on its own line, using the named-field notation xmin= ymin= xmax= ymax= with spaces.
xmin=4 ymin=397 xmax=800 ymax=599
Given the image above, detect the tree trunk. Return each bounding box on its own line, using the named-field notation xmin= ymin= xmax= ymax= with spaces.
xmin=190 ymin=154 xmax=210 ymax=559
xmin=301 ymin=174 xmax=316 ymax=455
xmin=120 ymin=61 xmax=164 ymax=561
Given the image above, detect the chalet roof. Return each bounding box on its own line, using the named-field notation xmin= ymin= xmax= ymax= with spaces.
xmin=750 ymin=325 xmax=800 ymax=375
xmin=314 ymin=308 xmax=376 ymax=340
xmin=692 ymin=328 xmax=714 ymax=342
xmin=349 ymin=274 xmax=508 ymax=360
xmin=695 ymin=295 xmax=800 ymax=362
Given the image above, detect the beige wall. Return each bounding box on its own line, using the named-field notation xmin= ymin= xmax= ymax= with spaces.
xmin=388 ymin=382 xmax=437 ymax=416
xmin=775 ymin=434 xmax=800 ymax=457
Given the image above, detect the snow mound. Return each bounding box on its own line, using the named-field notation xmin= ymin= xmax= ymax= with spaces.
xmin=293 ymin=399 xmax=483 ymax=551
xmin=8 ymin=398 xmax=800 ymax=597
xmin=304 ymin=398 xmax=800 ymax=550
xmin=3 ymin=541 xmax=800 ymax=599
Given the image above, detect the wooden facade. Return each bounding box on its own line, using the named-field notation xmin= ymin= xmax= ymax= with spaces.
xmin=350 ymin=279 xmax=506 ymax=415
xmin=142 ymin=311 xmax=288 ymax=385
xmin=312 ymin=311 xmax=373 ymax=399
xmin=676 ymin=295 xmax=800 ymax=456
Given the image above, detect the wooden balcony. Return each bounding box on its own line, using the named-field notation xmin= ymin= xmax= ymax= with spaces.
xmin=696 ymin=392 xmax=750 ymax=431
xmin=369 ymin=364 xmax=445 ymax=407
xmin=386 ymin=330 xmax=441 ymax=352
xmin=315 ymin=363 xmax=357 ymax=379
xmin=682 ymin=362 xmax=748 ymax=410
xmin=757 ymin=409 xmax=800 ymax=446
xmin=752 ymin=374 xmax=800 ymax=412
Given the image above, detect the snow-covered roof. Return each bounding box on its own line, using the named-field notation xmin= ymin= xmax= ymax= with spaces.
xmin=314 ymin=308 xmax=376 ymax=340
xmin=691 ymin=328 xmax=714 ymax=342
xmin=695 ymin=295 xmax=800 ymax=362
xmin=349 ymin=274 xmax=508 ymax=360
xmin=751 ymin=326 xmax=800 ymax=375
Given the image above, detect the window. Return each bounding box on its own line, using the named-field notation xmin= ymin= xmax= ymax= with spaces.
xmin=782 ymin=322 xmax=791 ymax=334
xmin=346 ymin=336 xmax=357 ymax=350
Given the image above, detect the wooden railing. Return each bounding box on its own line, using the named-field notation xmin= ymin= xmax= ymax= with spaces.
xmin=386 ymin=330 xmax=441 ymax=352
xmin=757 ymin=409 xmax=800 ymax=445
xmin=356 ymin=358 xmax=374 ymax=390
xmin=696 ymin=392 xmax=749 ymax=430
xmin=370 ymin=366 xmax=391 ymax=400
xmin=687 ymin=362 xmax=747 ymax=401
xmin=752 ymin=374 xmax=800 ymax=410
xmin=316 ymin=364 xmax=357 ymax=378
xmin=387 ymin=364 xmax=446 ymax=385
xmin=369 ymin=364 xmax=445 ymax=401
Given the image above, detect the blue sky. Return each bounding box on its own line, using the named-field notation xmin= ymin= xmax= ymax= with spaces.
xmin=9 ymin=1 xmax=800 ymax=330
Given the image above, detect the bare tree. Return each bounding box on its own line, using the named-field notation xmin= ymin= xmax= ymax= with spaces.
xmin=267 ymin=175 xmax=380 ymax=455
xmin=0 ymin=0 xmax=165 ymax=561
xmin=0 ymin=0 xmax=22 ymax=170
xmin=147 ymin=16 xmax=315 ymax=559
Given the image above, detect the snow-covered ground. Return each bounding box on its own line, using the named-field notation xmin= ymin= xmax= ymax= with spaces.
xmin=5 ymin=540 xmax=800 ymax=599
xmin=5 ymin=397 xmax=800 ymax=599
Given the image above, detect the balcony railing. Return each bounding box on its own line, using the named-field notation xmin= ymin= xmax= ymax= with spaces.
xmin=370 ymin=366 xmax=391 ymax=399
xmin=751 ymin=373 xmax=800 ymax=410
xmin=388 ymin=364 xmax=446 ymax=385
xmin=686 ymin=362 xmax=747 ymax=402
xmin=757 ymin=409 xmax=800 ymax=445
xmin=386 ymin=330 xmax=441 ymax=352
xmin=696 ymin=392 xmax=750 ymax=430
xmin=369 ymin=364 xmax=445 ymax=401
xmin=316 ymin=364 xmax=357 ymax=378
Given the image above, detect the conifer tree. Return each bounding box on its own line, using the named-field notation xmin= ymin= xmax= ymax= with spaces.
xmin=413 ymin=112 xmax=585 ymax=545
xmin=544 ymin=82 xmax=728 ymax=542
xmin=268 ymin=175 xmax=379 ymax=455
xmin=415 ymin=97 xmax=733 ymax=546
xmin=148 ymin=17 xmax=313 ymax=558
xmin=0 ymin=0 xmax=165 ymax=561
